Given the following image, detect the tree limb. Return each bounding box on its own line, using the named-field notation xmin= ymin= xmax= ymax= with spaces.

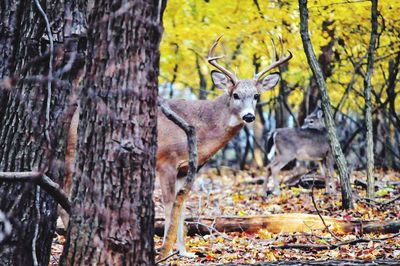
xmin=0 ymin=172 xmax=71 ymax=214
xmin=158 ymin=98 xmax=198 ymax=257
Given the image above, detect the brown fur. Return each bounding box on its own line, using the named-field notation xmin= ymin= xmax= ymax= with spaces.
xmin=264 ymin=108 xmax=335 ymax=195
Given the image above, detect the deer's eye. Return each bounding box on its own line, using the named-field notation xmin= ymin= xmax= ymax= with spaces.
xmin=309 ymin=120 xmax=314 ymax=123
xmin=233 ymin=93 xmax=240 ymax=100
xmin=254 ymin=94 xmax=260 ymax=101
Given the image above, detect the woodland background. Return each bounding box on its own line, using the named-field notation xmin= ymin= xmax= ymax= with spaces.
xmin=0 ymin=0 xmax=399 ymax=265
xmin=159 ymin=0 xmax=400 ymax=171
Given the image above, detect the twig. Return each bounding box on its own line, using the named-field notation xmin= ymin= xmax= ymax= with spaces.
xmin=310 ymin=176 xmax=343 ymax=242
xmin=155 ymin=251 xmax=178 ymax=265
xmin=0 ymin=172 xmax=71 ymax=214
xmin=186 ymin=221 xmax=233 ymax=241
xmin=356 ymin=194 xmax=400 ymax=207
xmin=0 ymin=210 xmax=12 ymax=243
xmin=32 ymin=187 xmax=40 ymax=266
xmin=273 ymin=232 xmax=400 ymax=250
xmin=380 ymin=195 xmax=400 ymax=206
xmin=34 ymin=0 xmax=54 ymax=151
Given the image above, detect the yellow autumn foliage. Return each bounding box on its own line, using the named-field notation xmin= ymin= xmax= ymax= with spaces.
xmin=160 ymin=0 xmax=400 ymax=113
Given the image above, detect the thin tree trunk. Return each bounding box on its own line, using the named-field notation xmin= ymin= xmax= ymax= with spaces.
xmin=364 ymin=0 xmax=378 ymax=199
xmin=0 ymin=1 xmax=86 ymax=265
xmin=60 ymin=0 xmax=165 ymax=264
xmin=386 ymin=52 xmax=400 ymax=169
xmin=299 ymin=0 xmax=353 ymax=209
xmin=298 ymin=24 xmax=334 ymax=125
xmin=275 ymin=63 xmax=289 ymax=128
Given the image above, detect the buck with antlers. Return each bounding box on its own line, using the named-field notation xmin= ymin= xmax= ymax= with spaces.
xmin=264 ymin=106 xmax=336 ymax=196
xmin=157 ymin=36 xmax=292 ymax=256
xmin=62 ymin=36 xmax=292 ymax=257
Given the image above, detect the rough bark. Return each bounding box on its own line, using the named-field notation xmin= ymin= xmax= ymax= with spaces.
xmin=60 ymin=1 xmax=165 ymax=265
xmin=0 ymin=1 xmax=86 ymax=265
xmin=275 ymin=63 xmax=289 ymax=128
xmin=0 ymin=0 xmax=20 ymax=123
xmin=298 ymin=24 xmax=335 ymax=125
xmin=299 ymin=0 xmax=353 ymax=209
xmin=364 ymin=0 xmax=378 ymax=199
xmin=386 ymin=52 xmax=400 ymax=169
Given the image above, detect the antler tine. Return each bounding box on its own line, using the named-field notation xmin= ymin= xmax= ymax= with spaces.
xmin=271 ymin=38 xmax=277 ymax=63
xmin=254 ymin=37 xmax=293 ymax=81
xmin=279 ymin=36 xmax=284 ymax=59
xmin=207 ymin=35 xmax=238 ymax=84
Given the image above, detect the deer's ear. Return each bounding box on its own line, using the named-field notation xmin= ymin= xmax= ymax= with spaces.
xmin=317 ymin=109 xmax=323 ymax=118
xmin=211 ymin=70 xmax=234 ymax=91
xmin=257 ymin=73 xmax=280 ymax=91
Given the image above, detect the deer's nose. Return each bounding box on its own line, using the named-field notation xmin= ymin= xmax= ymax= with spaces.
xmin=242 ymin=113 xmax=255 ymax=123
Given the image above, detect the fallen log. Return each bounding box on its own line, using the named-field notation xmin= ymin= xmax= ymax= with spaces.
xmin=154 ymin=213 xmax=400 ymax=237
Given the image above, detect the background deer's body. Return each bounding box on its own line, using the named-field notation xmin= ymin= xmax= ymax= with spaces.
xmin=265 ymin=108 xmax=335 ymax=195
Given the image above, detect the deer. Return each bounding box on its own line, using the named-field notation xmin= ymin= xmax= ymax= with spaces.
xmin=264 ymin=106 xmax=336 ymax=196
xmin=157 ymin=36 xmax=292 ymax=257
xmin=61 ymin=36 xmax=292 ymax=257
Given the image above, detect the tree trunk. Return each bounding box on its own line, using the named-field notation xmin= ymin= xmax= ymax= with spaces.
xmin=364 ymin=0 xmax=378 ymax=199
xmin=0 ymin=1 xmax=86 ymax=265
xmin=299 ymin=0 xmax=353 ymax=209
xmin=386 ymin=52 xmax=400 ymax=170
xmin=297 ymin=22 xmax=335 ymax=125
xmin=60 ymin=0 xmax=165 ymax=264
xmin=275 ymin=64 xmax=289 ymax=128
xmin=0 ymin=0 xmax=20 ymax=123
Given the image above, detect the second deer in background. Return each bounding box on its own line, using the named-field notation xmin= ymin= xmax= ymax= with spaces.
xmin=264 ymin=106 xmax=336 ymax=196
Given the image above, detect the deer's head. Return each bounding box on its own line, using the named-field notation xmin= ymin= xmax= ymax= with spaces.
xmin=302 ymin=106 xmax=325 ymax=130
xmin=208 ymin=36 xmax=292 ymax=124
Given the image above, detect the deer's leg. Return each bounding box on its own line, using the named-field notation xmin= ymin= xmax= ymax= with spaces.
xmin=163 ymin=201 xmax=173 ymax=243
xmin=263 ymin=165 xmax=272 ymax=195
xmin=265 ymin=155 xmax=290 ymax=196
xmin=325 ymin=156 xmax=337 ymax=194
xmin=159 ymin=167 xmax=177 ymax=251
xmin=175 ymin=177 xmax=195 ymax=258
xmin=318 ymin=161 xmax=329 ymax=193
xmin=270 ymin=160 xmax=288 ymax=196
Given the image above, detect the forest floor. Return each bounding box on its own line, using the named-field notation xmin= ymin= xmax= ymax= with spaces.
xmin=153 ymin=167 xmax=400 ymax=265
xmin=50 ymin=167 xmax=400 ymax=265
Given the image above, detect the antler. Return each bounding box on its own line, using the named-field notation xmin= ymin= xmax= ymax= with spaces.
xmin=207 ymin=35 xmax=238 ymax=84
xmin=254 ymin=37 xmax=293 ymax=81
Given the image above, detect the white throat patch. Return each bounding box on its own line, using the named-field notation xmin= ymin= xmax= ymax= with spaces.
xmin=228 ymin=114 xmax=242 ymax=127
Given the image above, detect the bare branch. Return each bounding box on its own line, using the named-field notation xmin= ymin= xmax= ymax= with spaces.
xmin=155 ymin=251 xmax=178 ymax=265
xmin=0 ymin=172 xmax=71 ymax=214
xmin=158 ymin=98 xmax=198 ymax=257
xmin=34 ymin=0 xmax=54 ymax=152
xmin=273 ymin=232 xmax=400 ymax=250
xmin=311 ymin=177 xmax=343 ymax=242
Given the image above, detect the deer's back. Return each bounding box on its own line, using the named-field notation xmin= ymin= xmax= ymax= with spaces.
xmin=275 ymin=127 xmax=329 ymax=160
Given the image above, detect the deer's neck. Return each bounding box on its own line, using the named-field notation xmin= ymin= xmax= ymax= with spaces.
xmin=195 ymin=94 xmax=244 ymax=161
